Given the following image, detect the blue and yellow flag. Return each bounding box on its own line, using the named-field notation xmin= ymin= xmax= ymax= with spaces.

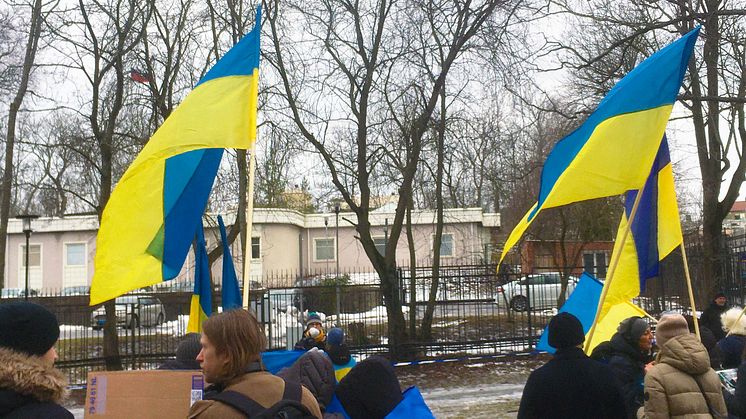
xmin=90 ymin=9 xmax=261 ymax=305
xmin=218 ymin=215 xmax=242 ymax=310
xmin=586 ymin=137 xmax=683 ymax=351
xmin=499 ymin=28 xmax=698 ymax=264
xmin=187 ymin=222 xmax=212 ymax=333
xmin=535 ymin=272 xmax=649 ymax=354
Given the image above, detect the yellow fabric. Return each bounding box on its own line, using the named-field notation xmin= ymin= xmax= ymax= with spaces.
xmin=586 ymin=301 xmax=650 ymax=354
xmin=498 ymin=105 xmax=672 ymax=265
xmin=187 ymin=295 xmax=209 ymax=333
xmin=657 ymin=163 xmax=683 ymax=256
xmin=334 ymin=367 xmax=352 ymax=382
xmin=91 ymin=73 xmax=258 ymax=306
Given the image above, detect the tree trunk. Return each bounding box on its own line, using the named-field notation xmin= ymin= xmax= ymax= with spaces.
xmin=0 ymin=0 xmax=43 ymax=289
xmin=406 ymin=196 xmax=417 ymax=339
xmin=421 ymin=88 xmax=447 ymax=340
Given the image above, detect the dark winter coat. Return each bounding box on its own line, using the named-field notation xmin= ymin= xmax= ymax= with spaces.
xmin=719 ymin=334 xmax=746 ymax=369
xmin=277 ymin=350 xmax=337 ymax=412
xmin=642 ymin=334 xmax=727 ymax=419
xmin=701 ymin=301 xmax=728 ymax=341
xmin=608 ymin=333 xmax=651 ymax=419
xmin=0 ymin=347 xmax=73 ymax=419
xmin=697 ymin=324 xmax=723 ymax=370
xmin=724 ymin=360 xmax=746 ymax=418
xmin=517 ymin=346 xmax=627 ymax=419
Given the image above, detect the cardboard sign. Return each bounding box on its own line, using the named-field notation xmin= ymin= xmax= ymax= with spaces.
xmin=85 ymin=370 xmax=204 ymax=418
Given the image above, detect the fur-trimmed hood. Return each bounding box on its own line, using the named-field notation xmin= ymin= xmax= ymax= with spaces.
xmin=721 ymin=307 xmax=746 ymax=336
xmin=0 ymin=347 xmax=68 ymax=403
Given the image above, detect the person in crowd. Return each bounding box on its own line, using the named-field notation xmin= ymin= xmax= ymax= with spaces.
xmin=188 ymin=308 xmax=322 ymax=418
xmin=295 ymin=312 xmax=327 ymax=351
xmin=684 ymin=314 xmax=722 ymax=370
xmin=723 ymin=346 xmax=746 ymax=418
xmin=642 ymin=314 xmax=727 ymax=418
xmin=607 ymin=316 xmax=654 ymax=419
xmin=325 ymin=355 xmax=434 ymax=418
xmin=158 ymin=332 xmax=202 ymax=370
xmin=701 ymin=292 xmax=729 ymax=341
xmin=325 ymin=328 xmax=356 ymax=381
xmin=0 ymin=302 xmax=73 ymax=418
xmin=719 ymin=307 xmax=746 ymax=369
xmin=517 ymin=312 xmax=626 ymax=419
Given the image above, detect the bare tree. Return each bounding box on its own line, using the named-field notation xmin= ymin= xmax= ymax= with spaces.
xmin=266 ymin=0 xmax=516 ymax=355
xmin=0 ymin=0 xmax=43 ymax=289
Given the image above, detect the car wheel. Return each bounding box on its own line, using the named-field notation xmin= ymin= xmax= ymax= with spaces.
xmin=129 ymin=315 xmax=140 ymax=330
xmin=510 ymin=295 xmax=529 ymax=312
xmin=156 ymin=313 xmax=164 ymax=325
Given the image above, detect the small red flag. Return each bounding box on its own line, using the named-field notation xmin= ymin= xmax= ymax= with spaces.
xmin=130 ymin=69 xmax=150 ymax=84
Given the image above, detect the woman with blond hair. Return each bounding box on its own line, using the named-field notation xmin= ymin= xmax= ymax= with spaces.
xmin=718 ymin=307 xmax=746 ymax=369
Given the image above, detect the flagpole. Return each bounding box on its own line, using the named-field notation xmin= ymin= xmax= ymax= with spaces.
xmin=242 ymin=148 xmax=257 ymax=310
xmin=584 ymin=182 xmax=647 ymax=353
xmin=680 ymin=242 xmax=701 ymax=340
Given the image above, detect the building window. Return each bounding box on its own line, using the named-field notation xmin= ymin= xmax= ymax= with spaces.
xmin=583 ymin=252 xmax=608 ymax=279
xmin=63 ymin=243 xmax=87 ymax=287
xmin=433 ymin=233 xmax=454 ymax=257
xmin=19 ymin=244 xmax=42 ymax=289
xmin=314 ymin=238 xmax=335 ymax=262
xmin=251 ymin=237 xmax=261 ymax=259
xmin=373 ymin=236 xmax=386 ymax=256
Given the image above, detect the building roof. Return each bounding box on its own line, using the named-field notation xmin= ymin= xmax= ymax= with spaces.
xmin=6 ymin=207 xmax=500 ymax=235
xmin=731 ymin=201 xmax=746 ymax=212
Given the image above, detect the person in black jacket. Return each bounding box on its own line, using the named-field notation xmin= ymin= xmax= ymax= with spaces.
xmin=606 ymin=316 xmax=653 ymax=419
xmin=518 ymin=313 xmax=627 ymax=419
xmin=0 ymin=302 xmax=73 ymax=419
xmin=701 ymin=292 xmax=728 ymax=341
xmin=684 ymin=314 xmax=722 ymax=369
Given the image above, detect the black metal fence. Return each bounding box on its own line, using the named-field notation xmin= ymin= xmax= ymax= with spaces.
xmin=4 ymin=233 xmax=746 ymax=386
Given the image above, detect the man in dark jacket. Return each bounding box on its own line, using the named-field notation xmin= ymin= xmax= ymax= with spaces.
xmin=518 ymin=313 xmax=627 ymax=419
xmin=607 ymin=316 xmax=653 ymax=419
xmin=0 ymin=302 xmax=73 ymax=419
xmin=701 ymin=292 xmax=728 ymax=341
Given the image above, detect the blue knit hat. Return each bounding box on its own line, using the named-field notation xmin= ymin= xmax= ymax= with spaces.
xmin=0 ymin=302 xmax=60 ymax=356
xmin=327 ymin=328 xmax=344 ymax=346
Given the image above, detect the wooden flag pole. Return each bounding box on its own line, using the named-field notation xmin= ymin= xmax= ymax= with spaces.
xmin=242 ymin=148 xmax=257 ymax=310
xmin=680 ymin=242 xmax=701 ymax=340
xmin=584 ymin=182 xmax=647 ymax=353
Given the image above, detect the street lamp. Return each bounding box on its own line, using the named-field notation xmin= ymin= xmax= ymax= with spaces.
xmin=16 ymin=214 xmax=39 ymax=301
xmin=334 ymin=204 xmax=341 ymax=325
xmin=324 ymin=217 xmax=329 ymax=274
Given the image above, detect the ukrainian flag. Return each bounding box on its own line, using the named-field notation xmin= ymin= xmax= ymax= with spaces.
xmin=586 ymin=137 xmax=683 ymax=351
xmin=187 ymin=222 xmax=212 ymax=333
xmin=90 ymin=9 xmax=261 ymax=305
xmin=499 ymin=27 xmax=698 ymax=263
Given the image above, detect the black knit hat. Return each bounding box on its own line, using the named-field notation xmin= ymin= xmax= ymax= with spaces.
xmin=0 ymin=302 xmax=60 ymax=356
xmin=618 ymin=316 xmax=649 ymax=344
xmin=548 ymin=312 xmax=584 ymax=349
xmin=175 ymin=333 xmax=202 ymax=368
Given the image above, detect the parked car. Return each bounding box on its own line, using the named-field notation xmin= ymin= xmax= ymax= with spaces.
xmin=62 ymin=286 xmax=90 ymax=296
xmin=91 ymin=296 xmax=166 ymax=330
xmin=496 ymin=272 xmax=580 ymax=312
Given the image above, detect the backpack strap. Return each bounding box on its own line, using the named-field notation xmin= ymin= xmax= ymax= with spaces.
xmin=282 ymin=380 xmax=302 ymax=402
xmin=208 ymin=390 xmax=266 ymax=417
